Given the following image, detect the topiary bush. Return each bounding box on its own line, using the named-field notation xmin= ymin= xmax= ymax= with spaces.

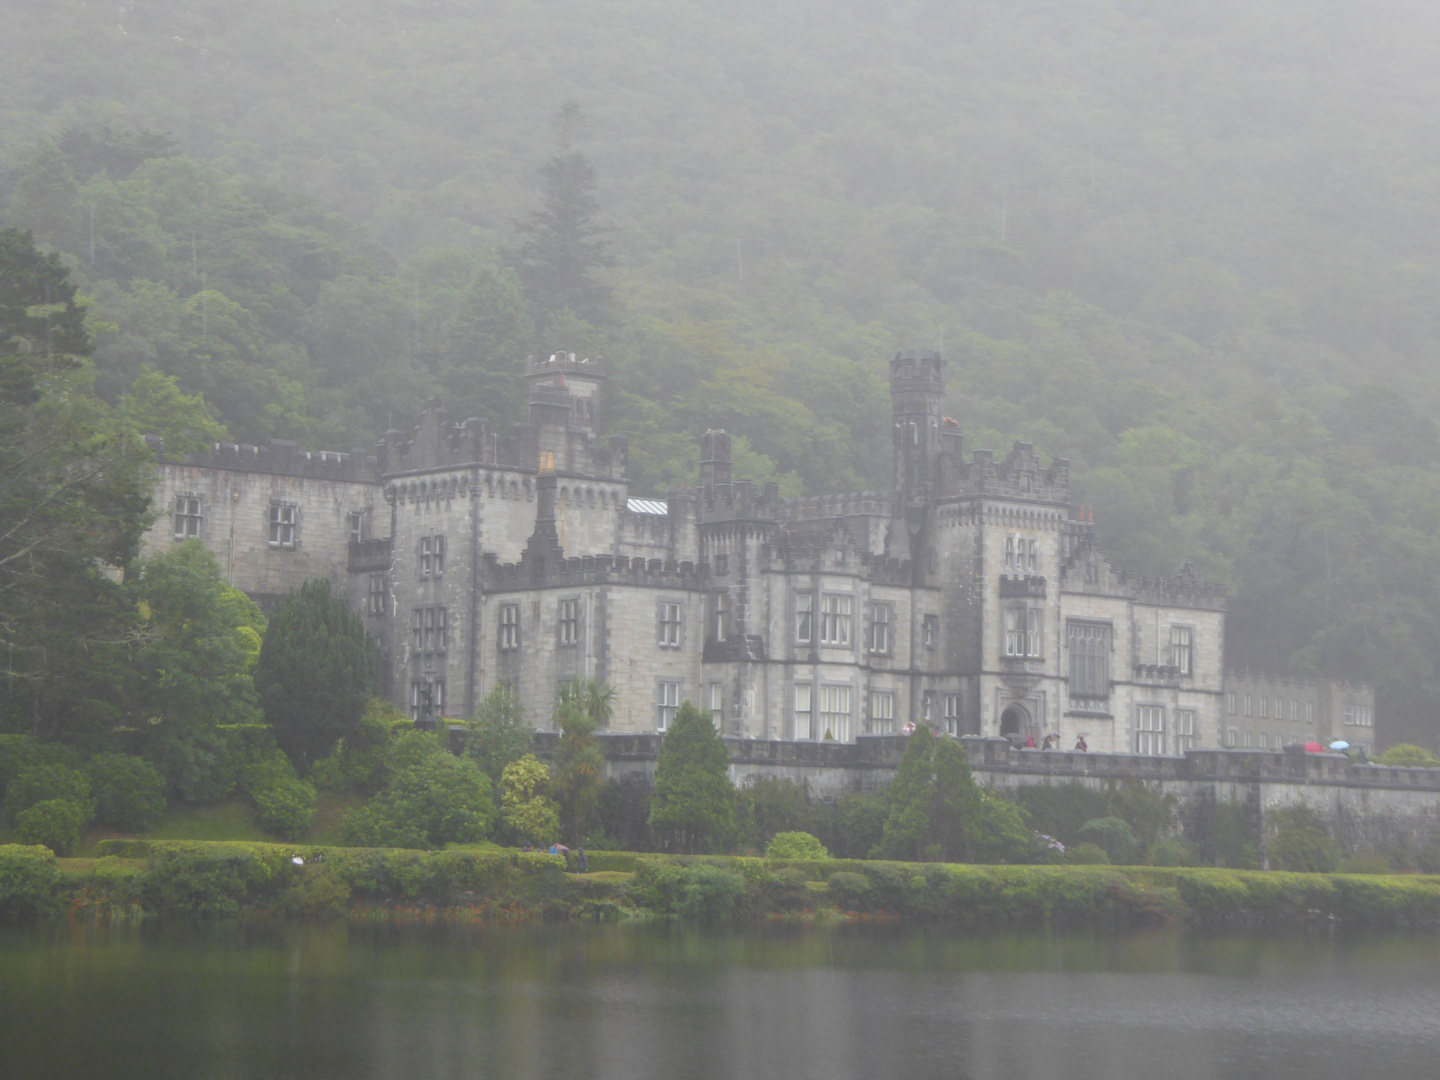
xmin=5 ymin=763 xmax=92 ymax=824
xmin=86 ymin=752 xmax=167 ymax=831
xmin=1376 ymin=744 xmax=1440 ymax=767
xmin=765 ymin=831 xmax=829 ymax=860
xmin=13 ymin=799 xmax=88 ymax=855
xmin=1077 ymin=817 xmax=1139 ymax=864
xmin=340 ymin=751 xmax=495 ymax=850
xmin=1066 ymin=841 xmax=1111 ymax=865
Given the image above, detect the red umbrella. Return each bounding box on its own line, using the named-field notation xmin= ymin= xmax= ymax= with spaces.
xmin=1304 ymin=741 xmax=1324 ymax=753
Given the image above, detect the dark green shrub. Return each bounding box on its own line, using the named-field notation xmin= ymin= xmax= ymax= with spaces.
xmin=5 ymin=763 xmax=92 ymax=823
xmin=13 ymin=799 xmax=87 ymax=855
xmin=1149 ymin=838 xmax=1200 ymax=867
xmin=631 ymin=862 xmax=746 ymax=920
xmin=826 ymin=870 xmax=873 ymax=910
xmin=1209 ymin=798 xmax=1261 ymax=869
xmin=765 ymin=831 xmax=828 ymax=860
xmin=1077 ymin=817 xmax=1139 ymax=864
xmin=0 ymin=844 xmax=60 ymax=921
xmin=275 ymin=863 xmax=352 ymax=918
xmin=1336 ymin=850 xmax=1393 ymax=875
xmin=1067 ymin=841 xmax=1111 ymax=865
xmin=340 ymin=753 xmax=495 ymax=849
xmin=758 ymin=866 xmax=810 ymax=908
xmin=139 ymin=842 xmax=291 ymax=917
xmin=252 ymin=776 xmax=317 ymax=840
xmin=87 ymin=752 xmax=167 ymax=831
xmin=737 ymin=778 xmax=815 ymax=852
xmin=1376 ymin=744 xmax=1439 ymax=767
xmin=1013 ymin=783 xmax=1111 ymax=848
xmin=309 ymin=701 xmax=397 ymax=794
xmin=147 ymin=726 xmax=243 ymax=804
xmin=1108 ymin=782 xmax=1175 ymax=849
xmin=1269 ymin=807 xmax=1338 ymax=873
xmin=832 ymin=792 xmax=887 ymax=859
xmin=968 ymin=792 xmax=1034 ymax=864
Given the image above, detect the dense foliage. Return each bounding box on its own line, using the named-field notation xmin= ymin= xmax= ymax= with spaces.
xmin=649 ymin=702 xmax=736 ymax=853
xmin=254 ymin=578 xmax=379 ymax=771
xmin=5 ymin=2 xmax=1440 ymax=739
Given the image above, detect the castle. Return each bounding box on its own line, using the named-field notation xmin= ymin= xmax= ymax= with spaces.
xmin=140 ymin=352 xmax=1376 ymax=753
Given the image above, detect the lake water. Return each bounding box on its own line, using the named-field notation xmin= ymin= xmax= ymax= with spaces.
xmin=3 ymin=921 xmax=1439 ymax=1080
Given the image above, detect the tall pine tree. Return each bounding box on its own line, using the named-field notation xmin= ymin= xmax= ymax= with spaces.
xmin=649 ymin=701 xmax=735 ymax=853
xmin=514 ymin=102 xmax=613 ymax=333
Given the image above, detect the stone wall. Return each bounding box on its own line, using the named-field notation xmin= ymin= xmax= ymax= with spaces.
xmin=529 ymin=732 xmax=1440 ymax=860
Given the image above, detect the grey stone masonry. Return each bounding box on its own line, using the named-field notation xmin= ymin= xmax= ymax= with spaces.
xmin=137 ymin=348 xmax=1376 ymax=753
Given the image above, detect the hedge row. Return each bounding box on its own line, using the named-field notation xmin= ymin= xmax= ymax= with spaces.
xmin=5 ymin=842 xmax=1440 ymax=927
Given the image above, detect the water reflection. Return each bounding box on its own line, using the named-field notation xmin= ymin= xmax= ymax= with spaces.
xmin=3 ymin=922 xmax=1439 ymax=1080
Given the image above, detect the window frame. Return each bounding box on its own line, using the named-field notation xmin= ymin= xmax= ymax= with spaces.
xmin=869 ymin=689 xmax=896 ymax=734
xmin=174 ymin=494 xmax=203 ymax=539
xmin=267 ymin=500 xmax=298 ymax=549
xmin=866 ymin=601 xmax=893 ymax=656
xmin=819 ymin=684 xmax=852 ymax=742
xmin=922 ymin=614 xmax=938 ymax=650
xmin=410 ymin=677 xmax=446 ymax=721
xmin=366 ymin=574 xmax=386 ymax=616
xmin=558 ymin=597 xmax=580 ymax=646
xmin=794 ymin=683 xmax=813 ymax=740
xmin=1004 ymin=606 xmax=1043 ymax=659
xmin=795 ymin=592 xmax=814 ymax=644
xmin=498 ymin=603 xmax=522 ymax=651
xmin=943 ymin=693 xmax=960 ymax=736
xmin=1174 ymin=709 xmax=1197 ymax=753
xmin=1135 ymin=704 xmax=1166 ymax=756
xmin=347 ymin=510 xmax=365 ymax=545
xmin=656 ymin=680 xmax=680 ymax=731
xmin=819 ymin=593 xmax=853 ymax=646
xmin=1067 ymin=620 xmax=1111 ymax=697
xmin=657 ymin=600 xmax=682 ymax=649
xmin=1168 ymin=625 xmax=1194 ymax=675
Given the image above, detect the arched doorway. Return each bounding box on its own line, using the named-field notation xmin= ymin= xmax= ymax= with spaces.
xmin=999 ymin=704 xmax=1030 ymax=739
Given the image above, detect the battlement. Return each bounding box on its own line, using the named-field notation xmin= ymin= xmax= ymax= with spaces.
xmin=966 ymin=441 xmax=1071 ymax=503
xmin=1113 ymin=564 xmax=1229 ymax=610
xmin=525 ymin=352 xmax=606 ymax=379
xmin=481 ymin=551 xmax=709 ymax=592
xmin=698 ymin=478 xmax=784 ymax=524
xmin=148 ymin=435 xmax=381 ymax=483
xmin=784 ymin=491 xmax=890 ymax=522
xmin=889 ymin=350 xmax=945 ymax=396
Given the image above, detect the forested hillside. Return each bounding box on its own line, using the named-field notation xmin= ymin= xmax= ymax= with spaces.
xmin=5 ymin=0 xmax=1440 ymax=742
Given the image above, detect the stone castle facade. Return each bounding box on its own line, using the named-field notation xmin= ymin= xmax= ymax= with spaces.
xmin=140 ymin=352 xmax=1376 ymax=753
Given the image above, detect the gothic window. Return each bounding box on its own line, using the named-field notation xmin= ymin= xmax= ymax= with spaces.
xmin=1169 ymin=626 xmax=1193 ymax=675
xmin=943 ymin=693 xmax=960 ymax=736
xmin=657 ymin=680 xmax=680 ymax=731
xmin=1174 ymin=709 xmax=1198 ymax=753
xmin=870 ymin=690 xmax=895 ymax=734
xmin=922 ymin=614 xmax=938 ymax=649
xmin=367 ymin=575 xmax=386 ymax=616
xmin=558 ymin=598 xmax=580 ymax=646
xmin=1227 ymin=692 xmax=1237 ymax=715
xmin=1004 ymin=534 xmax=1016 ymax=570
xmin=710 ymin=593 xmax=729 ymax=640
xmin=1135 ymin=705 xmax=1166 ymax=756
xmin=499 ymin=603 xmax=521 ymax=650
xmin=866 ymin=602 xmax=892 ymax=655
xmin=347 ymin=510 xmax=365 ymax=544
xmin=174 ymin=495 xmax=203 ymax=539
xmin=1004 ymin=607 xmax=1042 ymax=658
xmin=819 ymin=685 xmax=851 ymax=742
xmin=790 ymin=684 xmax=812 ymax=740
xmin=795 ymin=593 xmax=813 ymax=643
xmin=412 ymin=606 xmax=447 ymax=653
xmin=658 ymin=601 xmax=682 ymax=648
xmin=1067 ymin=621 xmax=1110 ymax=697
xmin=419 ymin=535 xmax=446 ymax=577
xmin=267 ymin=501 xmax=297 ymax=548
xmin=819 ymin=594 xmax=852 ymax=645
xmin=708 ymin=682 xmax=723 ymax=728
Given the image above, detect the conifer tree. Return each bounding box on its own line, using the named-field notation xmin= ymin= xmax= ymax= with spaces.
xmin=649 ymin=701 xmax=735 ymax=853
xmin=514 ymin=102 xmax=613 ymax=332
xmin=254 ymin=578 xmax=379 ymax=771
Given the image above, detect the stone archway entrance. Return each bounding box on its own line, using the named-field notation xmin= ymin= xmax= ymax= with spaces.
xmin=1000 ymin=704 xmax=1031 ymax=740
